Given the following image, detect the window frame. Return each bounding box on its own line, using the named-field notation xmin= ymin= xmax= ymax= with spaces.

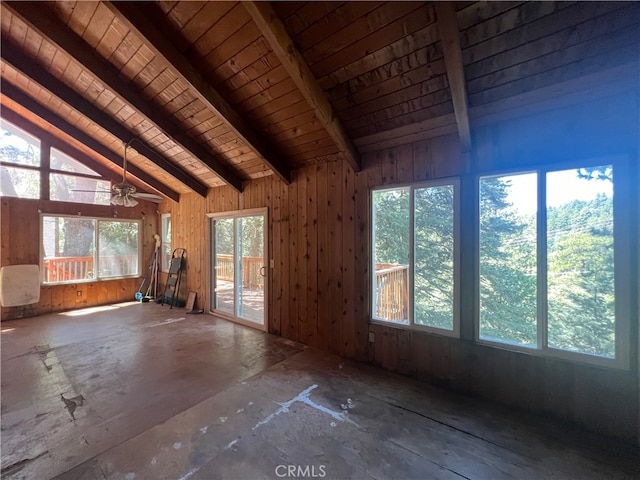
xmin=160 ymin=213 xmax=172 ymax=272
xmin=370 ymin=178 xmax=461 ymax=338
xmin=0 ymin=119 xmax=42 ymax=199
xmin=474 ymin=156 xmax=631 ymax=369
xmin=40 ymin=213 xmax=142 ymax=285
xmin=49 ymin=147 xmax=111 ymax=206
xmin=1 ymin=117 xmax=113 ymax=205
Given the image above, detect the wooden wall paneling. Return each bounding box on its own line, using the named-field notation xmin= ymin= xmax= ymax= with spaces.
xmin=271 ymin=176 xmax=282 ymax=336
xmin=490 ymin=347 xmax=519 ymax=408
xmin=428 ymin=335 xmax=452 ymax=385
xmin=286 ymin=171 xmax=298 ymax=341
xmin=277 ymin=176 xmax=288 ymax=335
xmin=514 ymin=352 xmax=545 ymax=414
xmin=368 ymin=324 xmax=383 ymax=366
xmin=542 ymin=356 xmax=574 ymax=423
xmin=396 ymin=144 xmax=414 ymax=184
xmin=353 ymin=160 xmax=370 ymax=362
xmin=306 ymin=166 xmax=318 ymax=347
xmin=296 ymin=165 xmax=309 ymax=344
xmin=469 ymin=344 xmax=494 ymax=401
xmin=409 ymin=330 xmax=430 ymax=380
xmin=316 ymin=160 xmax=330 ymax=351
xmin=599 ymin=370 xmax=638 ymax=439
xmin=396 ymin=328 xmax=412 ymax=376
xmin=50 ymin=282 xmax=65 ymax=313
xmin=366 ymin=153 xmax=383 ymax=363
xmin=449 ymin=339 xmax=473 ymax=393
xmin=327 ymin=159 xmax=343 ymax=355
xmin=381 ymin=326 xmax=398 ymax=372
xmin=38 ymin=285 xmax=52 ymax=313
xmin=341 ymin=163 xmax=356 ymax=358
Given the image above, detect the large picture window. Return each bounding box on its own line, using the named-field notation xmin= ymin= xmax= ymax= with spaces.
xmin=478 ymin=163 xmax=627 ymax=366
xmin=372 ymin=179 xmax=459 ymax=336
xmin=41 ymin=215 xmax=140 ymax=284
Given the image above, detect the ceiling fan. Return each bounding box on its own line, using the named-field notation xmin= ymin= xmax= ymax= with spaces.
xmin=110 ymin=140 xmax=163 ymax=207
xmin=71 ymin=139 xmax=163 ymax=206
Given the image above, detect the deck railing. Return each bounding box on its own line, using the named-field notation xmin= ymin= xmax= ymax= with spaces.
xmin=216 ymin=254 xmax=264 ymax=289
xmin=374 ymin=263 xmax=409 ymax=321
xmin=42 ymin=255 xmax=138 ymax=283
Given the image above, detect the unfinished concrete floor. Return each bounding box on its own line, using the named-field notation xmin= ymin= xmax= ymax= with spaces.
xmin=1 ymin=302 xmax=638 ymax=479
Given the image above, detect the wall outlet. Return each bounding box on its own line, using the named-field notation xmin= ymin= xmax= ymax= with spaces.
xmin=76 ymin=291 xmax=82 ymax=297
xmin=368 ymin=331 xmax=375 ymax=343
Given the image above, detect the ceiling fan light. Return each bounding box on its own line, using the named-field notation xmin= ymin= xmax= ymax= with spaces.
xmin=124 ymin=196 xmax=138 ymax=207
xmin=111 ymin=195 xmax=124 ymax=206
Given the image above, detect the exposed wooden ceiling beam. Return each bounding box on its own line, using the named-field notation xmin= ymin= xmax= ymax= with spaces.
xmin=435 ymin=2 xmax=472 ymax=153
xmin=105 ymin=1 xmax=292 ymax=185
xmin=0 ymin=38 xmax=209 ymax=198
xmin=0 ymin=82 xmax=180 ymax=202
xmin=5 ymin=1 xmax=244 ymax=193
xmin=243 ymin=1 xmax=361 ymax=172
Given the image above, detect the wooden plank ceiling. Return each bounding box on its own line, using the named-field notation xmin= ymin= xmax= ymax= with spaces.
xmin=1 ymin=1 xmax=638 ymax=200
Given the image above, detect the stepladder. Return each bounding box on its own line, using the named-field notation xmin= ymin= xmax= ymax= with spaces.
xmin=162 ymin=248 xmax=186 ymax=308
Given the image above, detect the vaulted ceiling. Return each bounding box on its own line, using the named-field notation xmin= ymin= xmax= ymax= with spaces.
xmin=1 ymin=1 xmax=638 ymax=201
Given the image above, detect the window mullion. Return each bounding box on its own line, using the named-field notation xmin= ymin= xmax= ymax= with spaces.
xmin=95 ymin=220 xmax=101 ymax=281
xmin=409 ymin=187 xmax=415 ymax=327
xmin=537 ymin=171 xmax=547 ymax=351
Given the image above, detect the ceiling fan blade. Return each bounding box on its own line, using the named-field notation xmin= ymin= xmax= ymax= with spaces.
xmin=131 ymin=192 xmax=163 ymax=203
xmin=71 ymin=189 xmax=112 ymax=193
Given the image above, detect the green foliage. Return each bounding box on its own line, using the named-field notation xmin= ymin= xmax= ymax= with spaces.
xmin=414 ymin=185 xmax=455 ymax=329
xmin=373 ymin=188 xmax=410 ymax=265
xmin=479 ymin=178 xmax=537 ymax=346
xmin=547 ymin=204 xmax=614 ymax=357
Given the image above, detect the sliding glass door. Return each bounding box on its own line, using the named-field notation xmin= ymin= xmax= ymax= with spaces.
xmin=210 ymin=210 xmax=267 ymax=330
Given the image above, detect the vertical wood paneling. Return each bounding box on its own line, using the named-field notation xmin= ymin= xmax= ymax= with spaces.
xmin=306 ymin=166 xmax=318 ymax=347
xmin=286 ymin=172 xmax=298 ymax=341
xmin=341 ymin=164 xmax=355 ymax=358
xmin=296 ymin=166 xmax=308 ymax=344
xmin=0 ymin=197 xmax=154 ymax=320
xmin=155 ymin=115 xmax=636 ymax=442
xmin=316 ymin=160 xmax=330 ymax=352
xmin=327 ymin=160 xmax=343 ymax=355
